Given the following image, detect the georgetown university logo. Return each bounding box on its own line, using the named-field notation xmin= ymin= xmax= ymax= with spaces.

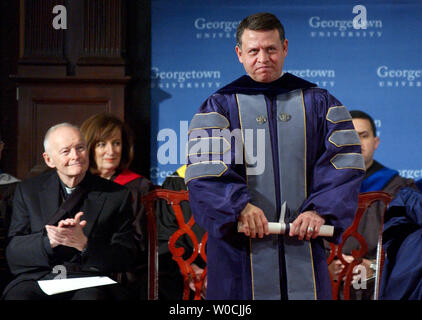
xmin=286 ymin=68 xmax=336 ymax=88
xmin=308 ymin=13 xmax=383 ymax=38
xmin=151 ymin=67 xmax=222 ymax=90
xmin=377 ymin=65 xmax=422 ymax=88
xmin=194 ymin=17 xmax=241 ymax=40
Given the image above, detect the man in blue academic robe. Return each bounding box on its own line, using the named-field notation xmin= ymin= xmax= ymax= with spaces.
xmin=185 ymin=13 xmax=365 ymax=300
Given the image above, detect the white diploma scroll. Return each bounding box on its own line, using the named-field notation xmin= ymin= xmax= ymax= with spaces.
xmin=238 ymin=222 xmax=334 ymax=237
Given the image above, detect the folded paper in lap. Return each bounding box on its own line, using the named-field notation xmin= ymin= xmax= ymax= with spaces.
xmin=38 ymin=276 xmax=117 ymax=295
xmin=238 ymin=222 xmax=334 ymax=237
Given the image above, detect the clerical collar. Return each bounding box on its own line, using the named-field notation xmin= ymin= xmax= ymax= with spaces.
xmin=59 ymin=179 xmax=79 ymax=196
xmin=365 ymin=160 xmax=384 ymax=179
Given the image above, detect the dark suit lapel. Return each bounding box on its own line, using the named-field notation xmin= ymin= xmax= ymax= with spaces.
xmin=81 ymin=191 xmax=106 ymax=237
xmin=40 ymin=172 xmax=61 ymax=225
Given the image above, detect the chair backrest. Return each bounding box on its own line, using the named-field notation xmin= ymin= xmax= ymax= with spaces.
xmin=326 ymin=191 xmax=393 ymax=300
xmin=142 ymin=189 xmax=207 ymax=300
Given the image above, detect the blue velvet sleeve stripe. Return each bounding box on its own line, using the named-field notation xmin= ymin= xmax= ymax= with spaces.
xmin=328 ymin=129 xmax=361 ymax=147
xmin=326 ymin=106 xmax=352 ymax=123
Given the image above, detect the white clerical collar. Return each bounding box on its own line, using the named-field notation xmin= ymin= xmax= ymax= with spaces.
xmin=59 ymin=179 xmax=77 ymax=195
xmin=0 ymin=173 xmax=20 ymax=185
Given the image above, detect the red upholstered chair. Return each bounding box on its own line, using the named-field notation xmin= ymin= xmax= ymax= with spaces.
xmin=326 ymin=191 xmax=393 ymax=300
xmin=142 ymin=189 xmax=207 ymax=300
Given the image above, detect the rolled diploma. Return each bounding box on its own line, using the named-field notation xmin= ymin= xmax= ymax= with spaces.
xmin=239 ymin=222 xmax=334 ymax=237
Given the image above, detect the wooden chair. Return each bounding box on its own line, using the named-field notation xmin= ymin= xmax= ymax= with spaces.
xmin=142 ymin=189 xmax=207 ymax=300
xmin=326 ymin=191 xmax=393 ymax=300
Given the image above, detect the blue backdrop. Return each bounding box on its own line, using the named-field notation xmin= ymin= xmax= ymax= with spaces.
xmin=150 ymin=0 xmax=422 ymax=185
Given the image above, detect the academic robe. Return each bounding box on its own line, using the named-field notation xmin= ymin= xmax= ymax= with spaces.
xmin=185 ymin=73 xmax=365 ymax=300
xmin=111 ymin=169 xmax=152 ymax=299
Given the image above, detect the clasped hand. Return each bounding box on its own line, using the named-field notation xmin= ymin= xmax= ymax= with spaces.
xmin=45 ymin=211 xmax=88 ymax=251
xmin=289 ymin=210 xmax=325 ymax=240
xmin=239 ymin=203 xmax=325 ymax=240
xmin=329 ymin=255 xmax=375 ymax=282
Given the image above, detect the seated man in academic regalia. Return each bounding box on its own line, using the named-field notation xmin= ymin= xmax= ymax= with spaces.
xmin=2 ymin=123 xmax=138 ymax=300
xmin=186 ymin=13 xmax=365 ymax=300
xmin=328 ymin=110 xmax=416 ymax=300
xmin=416 ymin=179 xmax=422 ymax=193
xmin=155 ymin=165 xmax=207 ymax=299
xmin=0 ymin=134 xmax=20 ymax=228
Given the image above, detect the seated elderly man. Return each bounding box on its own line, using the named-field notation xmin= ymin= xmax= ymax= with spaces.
xmin=0 ymin=135 xmax=20 ymax=228
xmin=328 ymin=110 xmax=416 ymax=300
xmin=2 ymin=123 xmax=138 ymax=300
xmin=380 ymin=187 xmax=422 ymax=299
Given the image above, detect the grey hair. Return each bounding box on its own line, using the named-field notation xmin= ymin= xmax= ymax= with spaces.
xmin=43 ymin=122 xmax=81 ymax=154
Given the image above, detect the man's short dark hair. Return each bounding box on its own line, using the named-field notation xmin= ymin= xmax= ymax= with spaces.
xmin=236 ymin=12 xmax=285 ymax=49
xmin=350 ymin=110 xmax=377 ymax=137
